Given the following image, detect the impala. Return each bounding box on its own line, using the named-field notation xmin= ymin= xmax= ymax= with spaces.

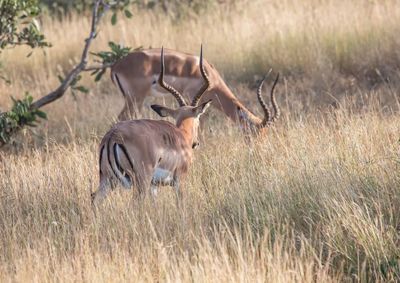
xmin=111 ymin=48 xmax=280 ymax=136
xmin=91 ymin=47 xmax=212 ymax=205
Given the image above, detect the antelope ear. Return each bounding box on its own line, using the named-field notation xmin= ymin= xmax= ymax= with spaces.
xmin=194 ymin=99 xmax=212 ymax=117
xmin=150 ymin=104 xmax=175 ymax=118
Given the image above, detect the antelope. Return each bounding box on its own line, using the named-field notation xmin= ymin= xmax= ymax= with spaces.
xmin=111 ymin=48 xmax=280 ymax=137
xmin=91 ymin=46 xmax=212 ymax=205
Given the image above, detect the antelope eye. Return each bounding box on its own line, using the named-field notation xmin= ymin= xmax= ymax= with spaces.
xmin=192 ymin=142 xmax=200 ymax=149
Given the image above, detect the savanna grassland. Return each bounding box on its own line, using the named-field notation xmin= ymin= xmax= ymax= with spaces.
xmin=1 ymin=0 xmax=400 ymax=282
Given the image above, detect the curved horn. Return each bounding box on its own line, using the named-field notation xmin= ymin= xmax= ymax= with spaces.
xmin=259 ymin=71 xmax=280 ymax=127
xmin=158 ymin=47 xmax=187 ymax=107
xmin=257 ymin=70 xmax=272 ymax=127
xmin=270 ymin=73 xmax=280 ymax=122
xmin=191 ymin=45 xmax=211 ymax=106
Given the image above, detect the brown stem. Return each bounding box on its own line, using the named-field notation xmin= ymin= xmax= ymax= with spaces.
xmin=0 ymin=0 xmax=111 ymax=148
xmin=31 ymin=0 xmax=104 ymax=110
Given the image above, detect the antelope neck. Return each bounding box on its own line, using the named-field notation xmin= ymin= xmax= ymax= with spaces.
xmin=214 ymin=82 xmax=262 ymax=125
xmin=176 ymin=118 xmax=195 ymax=146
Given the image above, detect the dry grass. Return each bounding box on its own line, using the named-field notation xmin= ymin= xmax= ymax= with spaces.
xmin=1 ymin=0 xmax=400 ymax=282
xmin=2 ymin=0 xmax=400 ymax=106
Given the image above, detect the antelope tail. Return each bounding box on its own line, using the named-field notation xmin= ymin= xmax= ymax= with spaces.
xmin=99 ymin=140 xmax=134 ymax=189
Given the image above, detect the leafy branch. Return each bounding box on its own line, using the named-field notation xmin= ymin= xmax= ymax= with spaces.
xmin=0 ymin=0 xmax=133 ymax=147
xmin=0 ymin=0 xmax=51 ymax=50
xmin=0 ymin=94 xmax=46 ymax=144
xmin=87 ymin=42 xmax=133 ymax=81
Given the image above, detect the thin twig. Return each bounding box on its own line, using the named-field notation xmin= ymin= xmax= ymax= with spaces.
xmin=83 ymin=63 xmax=114 ymax=72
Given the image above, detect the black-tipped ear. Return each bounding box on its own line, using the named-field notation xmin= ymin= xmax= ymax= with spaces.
xmin=195 ymin=99 xmax=212 ymax=116
xmin=151 ymin=104 xmax=169 ymax=117
xmin=202 ymin=99 xmax=213 ymax=109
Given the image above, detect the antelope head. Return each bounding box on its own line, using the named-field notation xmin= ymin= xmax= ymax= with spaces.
xmin=150 ymin=46 xmax=212 ymax=149
xmin=237 ymin=71 xmax=280 ymax=138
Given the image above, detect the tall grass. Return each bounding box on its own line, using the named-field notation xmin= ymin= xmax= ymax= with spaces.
xmin=1 ymin=0 xmax=400 ymax=281
xmin=1 ymin=0 xmax=400 ymax=106
xmin=1 ymin=94 xmax=399 ymax=281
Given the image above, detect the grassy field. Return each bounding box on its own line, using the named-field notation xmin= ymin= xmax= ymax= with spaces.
xmin=1 ymin=0 xmax=400 ymax=281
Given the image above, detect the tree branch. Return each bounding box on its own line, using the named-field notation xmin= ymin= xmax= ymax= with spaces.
xmin=30 ymin=0 xmax=104 ymax=110
xmin=0 ymin=0 xmax=115 ymax=148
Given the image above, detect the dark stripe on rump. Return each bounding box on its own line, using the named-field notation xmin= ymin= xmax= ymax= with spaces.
xmin=114 ymin=74 xmax=126 ymax=97
xmin=113 ymin=143 xmax=131 ymax=182
xmin=117 ymin=143 xmax=135 ymax=174
xmin=107 ymin=141 xmax=120 ymax=182
xmin=99 ymin=145 xmax=105 ymax=175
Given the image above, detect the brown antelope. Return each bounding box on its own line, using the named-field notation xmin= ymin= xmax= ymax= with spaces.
xmin=91 ymin=47 xmax=212 ymax=205
xmin=111 ymin=48 xmax=280 ymax=137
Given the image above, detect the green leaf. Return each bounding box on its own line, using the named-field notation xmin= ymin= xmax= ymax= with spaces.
xmin=91 ymin=69 xmax=99 ymax=76
xmin=124 ymin=10 xmax=133 ymax=18
xmin=109 ymin=41 xmax=117 ymax=50
xmin=111 ymin=13 xmax=117 ymax=25
xmin=36 ymin=110 xmax=47 ymax=119
xmin=27 ymin=95 xmax=33 ymax=104
xmin=94 ymin=69 xmax=106 ymax=82
xmin=75 ymin=86 xmax=89 ymax=93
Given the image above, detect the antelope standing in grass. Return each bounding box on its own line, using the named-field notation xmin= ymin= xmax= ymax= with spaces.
xmin=111 ymin=48 xmax=280 ymax=137
xmin=91 ymin=47 xmax=212 ymax=205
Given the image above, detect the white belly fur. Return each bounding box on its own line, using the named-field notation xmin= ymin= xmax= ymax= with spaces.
xmin=152 ymin=167 xmax=174 ymax=185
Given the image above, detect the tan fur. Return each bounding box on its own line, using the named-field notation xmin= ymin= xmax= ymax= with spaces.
xmin=92 ymin=104 xmax=211 ymax=205
xmin=111 ymin=48 xmax=263 ymax=129
xmin=92 ymin=47 xmax=212 ymax=205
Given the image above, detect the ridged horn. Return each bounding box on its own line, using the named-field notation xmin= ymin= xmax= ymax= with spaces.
xmin=257 ymin=69 xmax=272 ymax=126
xmin=191 ymin=44 xmax=211 ymax=106
xmin=158 ymin=47 xmax=187 ymax=107
xmin=259 ymin=71 xmax=280 ymax=127
xmin=270 ymin=73 xmax=280 ymax=122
